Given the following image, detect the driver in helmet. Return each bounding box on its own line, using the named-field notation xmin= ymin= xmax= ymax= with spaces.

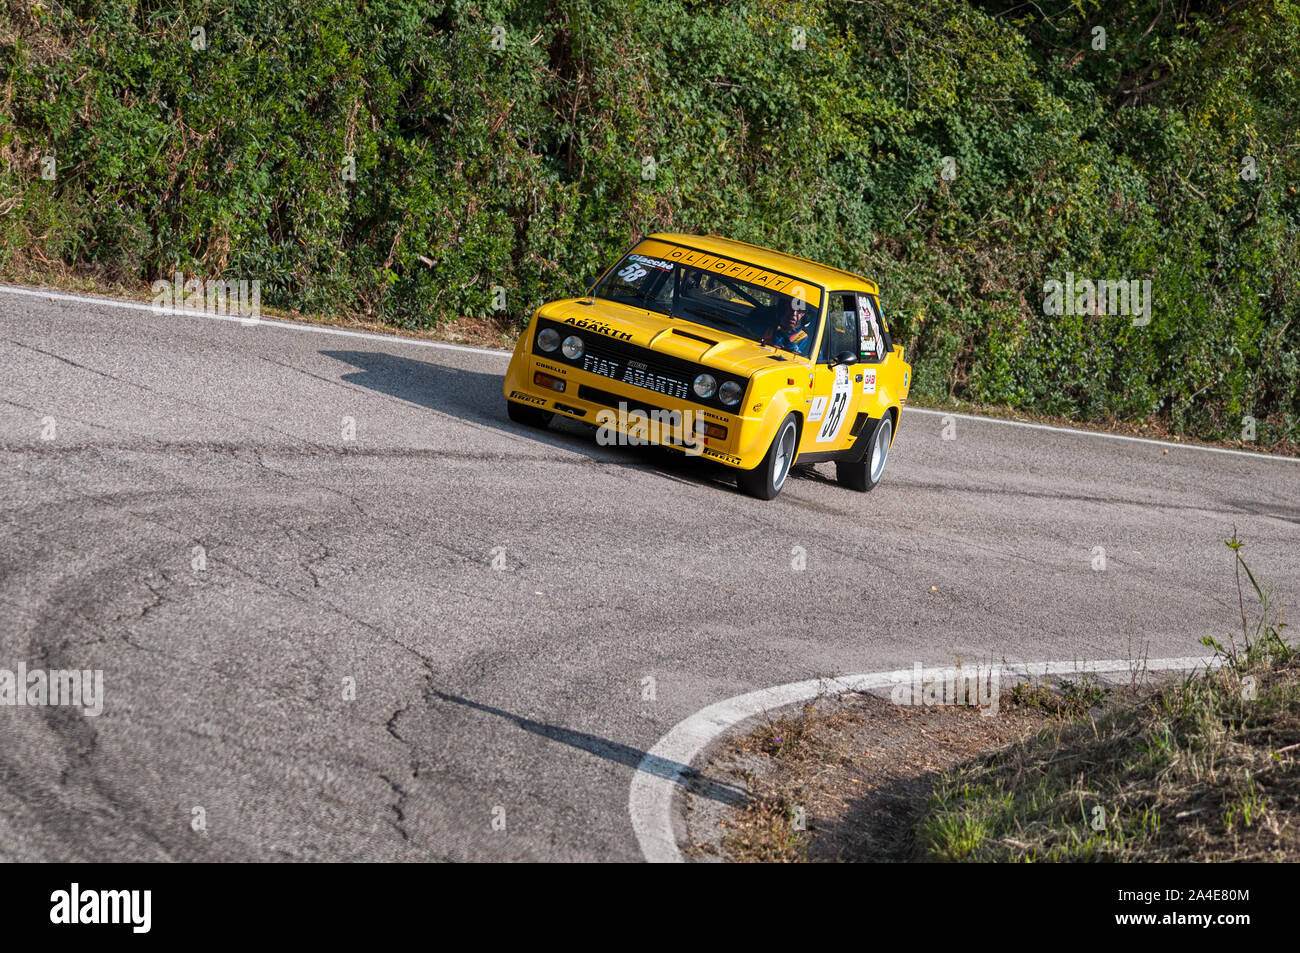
xmin=763 ymin=298 xmax=815 ymax=356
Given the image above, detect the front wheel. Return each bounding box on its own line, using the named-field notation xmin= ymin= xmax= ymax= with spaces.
xmin=506 ymin=400 xmax=553 ymax=429
xmin=737 ymin=413 xmax=799 ymax=500
xmin=836 ymin=414 xmax=893 ymax=492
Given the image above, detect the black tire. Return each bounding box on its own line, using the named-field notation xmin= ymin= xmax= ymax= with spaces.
xmin=836 ymin=414 xmax=893 ymax=492
xmin=736 ymin=413 xmax=799 ymax=500
xmin=506 ymin=400 xmax=553 ymax=429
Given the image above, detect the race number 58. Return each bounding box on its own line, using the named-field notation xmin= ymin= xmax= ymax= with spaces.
xmin=817 ymin=380 xmax=851 ymax=442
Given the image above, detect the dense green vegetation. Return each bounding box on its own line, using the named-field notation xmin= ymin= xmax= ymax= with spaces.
xmin=2 ymin=1 xmax=1298 ymax=443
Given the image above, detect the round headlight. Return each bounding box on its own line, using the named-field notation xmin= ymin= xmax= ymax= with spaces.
xmin=561 ymin=335 xmax=584 ymax=360
xmin=719 ymin=380 xmax=743 ymax=406
xmin=693 ymin=373 xmax=717 ymax=399
xmin=537 ymin=328 xmax=560 ymax=352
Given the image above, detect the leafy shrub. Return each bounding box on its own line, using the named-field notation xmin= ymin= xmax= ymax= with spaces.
xmin=2 ymin=0 xmax=1297 ymax=443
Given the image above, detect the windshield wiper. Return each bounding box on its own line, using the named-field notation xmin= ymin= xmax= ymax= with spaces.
xmin=682 ymin=305 xmax=749 ymax=333
xmin=609 ymin=287 xmax=672 ymax=314
xmin=605 ymin=286 xmax=655 ymax=304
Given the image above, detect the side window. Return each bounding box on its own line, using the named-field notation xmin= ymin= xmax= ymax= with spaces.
xmin=857 ymin=293 xmax=890 ymax=363
xmin=820 ymin=292 xmax=859 ymax=363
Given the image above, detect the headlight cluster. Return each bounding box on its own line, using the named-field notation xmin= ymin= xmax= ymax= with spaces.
xmin=537 ymin=322 xmax=744 ymax=409
xmin=537 ymin=327 xmax=585 ymax=360
xmin=562 ymin=335 xmax=584 ymax=360
xmin=696 ymin=373 xmax=743 ymax=406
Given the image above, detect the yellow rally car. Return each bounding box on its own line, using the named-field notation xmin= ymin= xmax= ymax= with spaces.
xmin=503 ymin=234 xmax=911 ymax=499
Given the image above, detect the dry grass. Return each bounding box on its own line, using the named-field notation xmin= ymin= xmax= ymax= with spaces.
xmin=693 ymin=692 xmax=1053 ymax=862
xmin=695 ymin=538 xmax=1296 ymax=863
xmin=919 ymin=656 xmax=1299 ymax=862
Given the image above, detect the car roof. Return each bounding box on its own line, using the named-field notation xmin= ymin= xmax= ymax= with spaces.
xmin=647 ymin=233 xmax=878 ymax=293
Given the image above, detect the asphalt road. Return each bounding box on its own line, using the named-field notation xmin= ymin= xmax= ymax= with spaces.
xmin=2 ymin=286 xmax=1297 ymax=861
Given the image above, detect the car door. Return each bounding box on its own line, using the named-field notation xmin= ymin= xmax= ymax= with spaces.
xmin=799 ymin=292 xmax=865 ymax=455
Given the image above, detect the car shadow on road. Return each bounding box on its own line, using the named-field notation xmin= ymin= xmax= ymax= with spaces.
xmin=434 ymin=690 xmax=748 ymax=807
xmin=320 ymin=347 xmax=751 ymax=494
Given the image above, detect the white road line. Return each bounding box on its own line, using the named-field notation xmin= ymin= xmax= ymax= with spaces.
xmin=906 ymin=407 xmax=1298 ymax=463
xmin=628 ymin=655 xmax=1219 ymax=863
xmin=4 ymin=283 xmax=1295 ymax=463
xmin=0 ymin=283 xmax=513 ymax=358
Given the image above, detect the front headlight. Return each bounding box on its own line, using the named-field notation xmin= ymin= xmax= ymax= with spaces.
xmin=562 ymin=335 xmax=584 ymax=360
xmin=537 ymin=328 xmax=560 ymax=352
xmin=693 ymin=373 xmax=717 ymax=399
xmin=719 ymin=380 xmax=743 ymax=406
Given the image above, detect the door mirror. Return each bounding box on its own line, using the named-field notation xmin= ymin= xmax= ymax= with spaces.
xmin=831 ymin=349 xmax=858 ymax=368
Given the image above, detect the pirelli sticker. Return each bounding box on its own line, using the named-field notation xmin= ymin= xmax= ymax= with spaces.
xmin=635 ymin=240 xmax=823 ymax=308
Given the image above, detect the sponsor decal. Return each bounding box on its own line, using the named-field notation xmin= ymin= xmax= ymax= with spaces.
xmin=816 ymin=376 xmax=852 ymax=442
xmin=644 ymin=244 xmax=822 ymax=307
xmin=862 ymin=369 xmax=877 ymax=395
xmin=629 ymin=253 xmax=674 ymax=272
xmin=858 ymin=294 xmax=881 ymax=358
xmin=563 ymin=316 xmax=633 ymax=341
xmin=535 ymin=361 xmax=568 ymax=375
xmin=509 ymin=390 xmax=548 ymax=406
xmin=622 ymin=366 xmax=688 ymax=399
xmin=581 ymin=354 xmax=690 ymax=400
xmin=703 ymin=448 xmax=743 ymax=466
xmin=808 ymin=395 xmax=828 ymax=422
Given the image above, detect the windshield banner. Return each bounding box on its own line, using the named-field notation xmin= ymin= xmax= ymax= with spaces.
xmin=634 ymin=239 xmax=823 ymax=309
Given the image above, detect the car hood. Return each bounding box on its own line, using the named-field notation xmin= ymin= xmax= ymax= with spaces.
xmin=536 ymin=297 xmax=805 ymax=377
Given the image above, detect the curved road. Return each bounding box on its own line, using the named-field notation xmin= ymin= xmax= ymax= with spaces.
xmin=2 ymin=286 xmax=1297 ymax=861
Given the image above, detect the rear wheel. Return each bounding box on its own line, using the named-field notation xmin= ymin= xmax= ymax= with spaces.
xmin=737 ymin=413 xmax=799 ymax=500
xmin=836 ymin=414 xmax=893 ymax=492
xmin=506 ymin=400 xmax=553 ymax=429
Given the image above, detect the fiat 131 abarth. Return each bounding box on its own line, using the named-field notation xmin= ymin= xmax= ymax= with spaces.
xmin=503 ymin=234 xmax=911 ymax=499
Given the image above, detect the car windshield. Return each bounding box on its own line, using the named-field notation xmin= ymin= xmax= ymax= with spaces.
xmin=591 ymin=252 xmax=820 ymax=356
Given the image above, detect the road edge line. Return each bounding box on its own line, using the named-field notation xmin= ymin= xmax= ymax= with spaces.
xmin=0 ymin=283 xmax=513 ymax=358
xmin=5 ymin=282 xmax=1294 ymax=462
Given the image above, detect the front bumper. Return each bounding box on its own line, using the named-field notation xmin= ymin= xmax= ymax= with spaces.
xmin=503 ymin=349 xmax=768 ymax=470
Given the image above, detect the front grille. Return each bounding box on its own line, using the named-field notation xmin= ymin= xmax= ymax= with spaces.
xmin=581 ymin=338 xmax=693 ymax=402
xmin=577 ymin=385 xmax=674 ymax=420
xmin=535 ymin=317 xmax=745 ymax=413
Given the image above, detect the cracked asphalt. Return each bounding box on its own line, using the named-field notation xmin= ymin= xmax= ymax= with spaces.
xmin=2 ymin=287 xmax=1298 ymax=861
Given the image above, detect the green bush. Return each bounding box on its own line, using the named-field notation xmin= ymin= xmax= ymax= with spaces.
xmin=2 ymin=0 xmax=1297 ymax=444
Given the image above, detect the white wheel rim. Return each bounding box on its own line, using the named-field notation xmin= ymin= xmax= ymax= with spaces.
xmin=870 ymin=418 xmax=892 ymax=483
xmin=772 ymin=422 xmax=796 ymax=490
